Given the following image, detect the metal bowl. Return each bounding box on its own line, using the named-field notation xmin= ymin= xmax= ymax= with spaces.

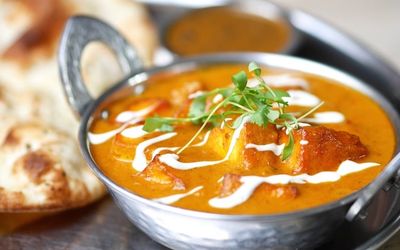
xmin=154 ymin=0 xmax=301 ymax=65
xmin=58 ymin=16 xmax=400 ymax=249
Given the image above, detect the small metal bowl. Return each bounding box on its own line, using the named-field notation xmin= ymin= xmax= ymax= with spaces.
xmin=58 ymin=16 xmax=400 ymax=249
xmin=154 ymin=0 xmax=301 ymax=65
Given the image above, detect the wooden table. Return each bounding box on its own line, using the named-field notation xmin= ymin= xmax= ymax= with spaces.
xmin=0 ymin=197 xmax=167 ymax=250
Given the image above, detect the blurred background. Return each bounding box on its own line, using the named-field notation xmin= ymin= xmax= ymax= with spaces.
xmin=279 ymin=0 xmax=400 ymax=70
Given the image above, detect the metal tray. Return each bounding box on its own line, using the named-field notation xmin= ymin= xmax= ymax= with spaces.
xmin=2 ymin=3 xmax=400 ymax=250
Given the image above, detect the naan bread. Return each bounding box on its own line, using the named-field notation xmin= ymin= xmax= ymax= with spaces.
xmin=0 ymin=120 xmax=105 ymax=211
xmin=0 ymin=0 xmax=158 ymax=211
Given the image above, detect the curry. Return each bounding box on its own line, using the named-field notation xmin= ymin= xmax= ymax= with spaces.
xmin=88 ymin=64 xmax=395 ymax=215
xmin=165 ymin=8 xmax=290 ymax=55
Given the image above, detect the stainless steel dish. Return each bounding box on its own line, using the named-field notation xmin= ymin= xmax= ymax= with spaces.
xmin=153 ymin=0 xmax=301 ymax=66
xmin=58 ymin=16 xmax=400 ymax=249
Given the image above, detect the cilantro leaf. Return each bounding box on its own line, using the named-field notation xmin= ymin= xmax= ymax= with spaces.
xmin=264 ymin=89 xmax=290 ymax=102
xmin=218 ymin=88 xmax=234 ymax=98
xmin=282 ymin=132 xmax=294 ymax=160
xmin=159 ymin=123 xmax=174 ymax=132
xmin=232 ymin=71 xmax=247 ymax=91
xmin=280 ymin=113 xmax=297 ymax=123
xmin=188 ymin=95 xmax=207 ymax=122
xmin=249 ymin=105 xmax=268 ymax=126
xmin=233 ymin=114 xmax=248 ymax=128
xmin=267 ymin=110 xmax=280 ymax=122
xmin=143 ymin=117 xmax=173 ymax=132
xmin=248 ymin=62 xmax=261 ymax=76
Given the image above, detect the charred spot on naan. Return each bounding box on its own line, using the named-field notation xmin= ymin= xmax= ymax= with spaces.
xmin=20 ymin=151 xmax=54 ymax=184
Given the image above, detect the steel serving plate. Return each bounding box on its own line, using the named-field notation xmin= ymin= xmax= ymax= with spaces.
xmin=58 ymin=15 xmax=400 ymax=250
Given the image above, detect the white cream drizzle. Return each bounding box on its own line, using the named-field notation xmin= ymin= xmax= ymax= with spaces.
xmin=151 ymin=146 xmax=179 ymax=160
xmin=209 ymin=160 xmax=380 ymax=209
xmin=298 ymin=122 xmax=311 ymax=127
xmin=247 ymin=75 xmax=309 ymax=89
xmin=151 ymin=130 xmax=212 ymax=160
xmin=245 ymin=143 xmax=285 ymax=156
xmin=132 ymin=132 xmax=177 ymax=171
xmin=192 ymin=130 xmax=212 ymax=147
xmin=220 ymin=118 xmax=233 ymax=129
xmin=89 ymin=100 xmax=170 ymax=145
xmin=153 ymin=186 xmax=203 ymax=204
xmin=284 ymin=90 xmax=321 ymax=107
xmin=300 ymin=140 xmax=309 ymax=145
xmin=158 ymin=117 xmax=250 ymax=170
xmin=121 ymin=125 xmax=148 ymax=138
xmin=88 ymin=127 xmax=127 ymax=145
xmin=188 ymin=90 xmax=205 ymax=99
xmin=115 ymin=104 xmax=158 ymax=123
xmin=212 ymin=94 xmax=224 ymax=103
xmin=302 ymin=111 xmax=345 ymax=124
xmin=88 ymin=117 xmax=143 ymax=145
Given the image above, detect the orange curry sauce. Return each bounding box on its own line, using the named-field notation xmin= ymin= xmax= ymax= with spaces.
xmin=89 ymin=64 xmax=395 ymax=215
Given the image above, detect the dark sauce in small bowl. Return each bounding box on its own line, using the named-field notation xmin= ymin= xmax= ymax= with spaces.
xmin=164 ymin=5 xmax=296 ymax=56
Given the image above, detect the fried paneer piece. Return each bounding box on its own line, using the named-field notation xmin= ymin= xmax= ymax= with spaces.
xmin=219 ymin=174 xmax=299 ymax=199
xmin=111 ymin=133 xmax=136 ymax=162
xmin=242 ymin=123 xmax=280 ymax=171
xmin=219 ymin=174 xmax=242 ymax=197
xmin=260 ymin=183 xmax=299 ymax=200
xmin=280 ymin=126 xmax=368 ymax=174
xmin=112 ymin=97 xmax=171 ymax=124
xmin=173 ymin=81 xmax=206 ymax=117
xmin=208 ymin=123 xmax=279 ymax=172
xmin=172 ymin=81 xmax=205 ymax=105
xmin=139 ymin=156 xmax=185 ymax=190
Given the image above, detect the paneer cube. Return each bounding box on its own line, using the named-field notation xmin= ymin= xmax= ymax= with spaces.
xmin=174 ymin=81 xmax=206 ymax=117
xmin=139 ymin=156 xmax=185 ymax=190
xmin=172 ymin=81 xmax=205 ymax=105
xmin=280 ymin=126 xmax=368 ymax=174
xmin=219 ymin=174 xmax=299 ymax=200
xmin=114 ymin=98 xmax=171 ymax=123
xmin=111 ymin=133 xmax=136 ymax=162
xmin=242 ymin=123 xmax=280 ymax=171
xmin=208 ymin=123 xmax=279 ymax=172
xmin=219 ymin=174 xmax=242 ymax=197
xmin=128 ymin=98 xmax=170 ymax=112
xmin=260 ymin=183 xmax=299 ymax=199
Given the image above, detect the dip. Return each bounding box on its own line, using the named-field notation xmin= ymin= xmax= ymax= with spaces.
xmin=165 ymin=7 xmax=291 ymax=56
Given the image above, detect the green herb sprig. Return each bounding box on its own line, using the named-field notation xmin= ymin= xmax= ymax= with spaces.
xmin=143 ymin=62 xmax=323 ymax=160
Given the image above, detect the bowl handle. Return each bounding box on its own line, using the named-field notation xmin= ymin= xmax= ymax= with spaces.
xmin=58 ymin=16 xmax=143 ymax=117
xmin=346 ymin=152 xmax=400 ymax=221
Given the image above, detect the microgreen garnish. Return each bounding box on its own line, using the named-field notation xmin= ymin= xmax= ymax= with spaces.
xmin=143 ymin=62 xmax=324 ymax=160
